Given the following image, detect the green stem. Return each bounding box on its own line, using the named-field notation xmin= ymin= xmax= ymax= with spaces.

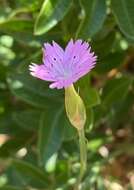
xmin=75 ymin=128 xmax=87 ymax=190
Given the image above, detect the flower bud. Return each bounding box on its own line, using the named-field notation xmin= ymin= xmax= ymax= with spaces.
xmin=65 ymin=85 xmax=86 ymax=130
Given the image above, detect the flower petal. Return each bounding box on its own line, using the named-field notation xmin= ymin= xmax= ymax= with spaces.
xmin=29 ymin=63 xmax=56 ymax=81
xmin=43 ymin=42 xmax=65 ymax=75
xmin=52 ymin=41 xmax=64 ymax=60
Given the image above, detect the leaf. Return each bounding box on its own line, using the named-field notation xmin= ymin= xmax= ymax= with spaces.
xmin=91 ymin=31 xmax=116 ymax=58
xmin=38 ymin=107 xmax=63 ymax=166
xmin=12 ymin=159 xmax=49 ymax=185
xmin=76 ymin=75 xmax=101 ymax=108
xmin=76 ymin=0 xmax=107 ymax=39
xmin=0 ymin=113 xmax=24 ymax=135
xmin=85 ymin=108 xmax=94 ymax=132
xmin=102 ymin=76 xmax=133 ymax=108
xmin=0 ymin=19 xmax=33 ymax=32
xmin=83 ymin=87 xmax=100 ymax=108
xmin=34 ymin=0 xmax=72 ymax=35
xmin=108 ymin=91 xmax=134 ymax=127
xmin=12 ymin=110 xmax=42 ymax=131
xmin=38 ymin=106 xmax=76 ymax=166
xmin=0 ymin=136 xmax=30 ymax=158
xmin=96 ymin=52 xmax=125 ymax=74
xmin=7 ymin=73 xmax=63 ymax=108
xmin=63 ymin=116 xmax=77 ymax=141
xmin=111 ymin=0 xmax=134 ymax=40
xmin=0 ymin=186 xmax=25 ymax=190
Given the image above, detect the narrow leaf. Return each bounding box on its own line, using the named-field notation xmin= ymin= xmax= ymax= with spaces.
xmin=111 ymin=0 xmax=134 ymax=40
xmin=12 ymin=159 xmax=49 ymax=184
xmin=7 ymin=73 xmax=63 ymax=108
xmin=76 ymin=0 xmax=107 ymax=39
xmin=38 ymin=107 xmax=65 ymax=166
xmin=0 ymin=186 xmax=25 ymax=190
xmin=34 ymin=0 xmax=72 ymax=35
xmin=12 ymin=110 xmax=42 ymax=131
xmin=102 ymin=77 xmax=132 ymax=108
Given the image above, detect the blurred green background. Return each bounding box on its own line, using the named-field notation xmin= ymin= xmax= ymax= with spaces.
xmin=0 ymin=0 xmax=134 ymax=189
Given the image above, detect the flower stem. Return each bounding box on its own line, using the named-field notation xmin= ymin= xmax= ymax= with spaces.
xmin=75 ymin=128 xmax=87 ymax=190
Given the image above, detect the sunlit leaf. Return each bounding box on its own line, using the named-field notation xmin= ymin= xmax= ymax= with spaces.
xmin=0 ymin=19 xmax=33 ymax=32
xmin=34 ymin=0 xmax=72 ymax=35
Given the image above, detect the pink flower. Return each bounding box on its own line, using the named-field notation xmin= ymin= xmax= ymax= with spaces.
xmin=29 ymin=39 xmax=97 ymax=89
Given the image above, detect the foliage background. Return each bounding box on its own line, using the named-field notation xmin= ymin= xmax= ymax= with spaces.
xmin=0 ymin=0 xmax=134 ymax=189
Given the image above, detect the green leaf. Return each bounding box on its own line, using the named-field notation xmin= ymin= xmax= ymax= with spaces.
xmin=12 ymin=110 xmax=42 ymax=131
xmin=83 ymin=87 xmax=100 ymax=108
xmin=0 ymin=19 xmax=33 ymax=32
xmin=102 ymin=76 xmax=133 ymax=108
xmin=0 ymin=186 xmax=25 ymax=190
xmin=38 ymin=107 xmax=64 ymax=166
xmin=76 ymin=0 xmax=107 ymax=39
xmin=91 ymin=31 xmax=116 ymax=58
xmin=0 ymin=113 xmax=24 ymax=135
xmin=96 ymin=52 xmax=125 ymax=74
xmin=85 ymin=108 xmax=94 ymax=132
xmin=38 ymin=106 xmax=75 ymax=166
xmin=34 ymin=0 xmax=72 ymax=35
xmin=108 ymin=91 xmax=134 ymax=127
xmin=7 ymin=73 xmax=63 ymax=108
xmin=0 ymin=136 xmax=30 ymax=158
xmin=63 ymin=116 xmax=77 ymax=141
xmin=111 ymin=0 xmax=134 ymax=40
xmin=12 ymin=159 xmax=49 ymax=185
xmin=76 ymin=75 xmax=101 ymax=108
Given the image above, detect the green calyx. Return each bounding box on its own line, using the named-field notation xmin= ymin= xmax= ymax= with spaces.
xmin=65 ymin=84 xmax=86 ymax=130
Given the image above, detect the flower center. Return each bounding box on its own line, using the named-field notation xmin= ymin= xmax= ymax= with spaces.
xmin=63 ymin=70 xmax=71 ymax=79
